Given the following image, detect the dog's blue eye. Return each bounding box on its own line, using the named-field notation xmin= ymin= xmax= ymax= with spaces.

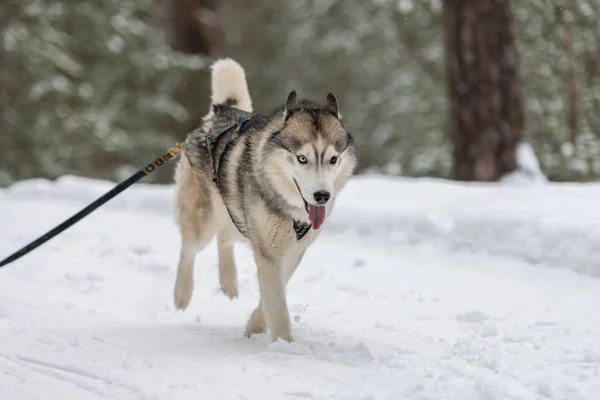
xmin=330 ymin=156 xmax=338 ymax=165
xmin=297 ymin=155 xmax=307 ymax=164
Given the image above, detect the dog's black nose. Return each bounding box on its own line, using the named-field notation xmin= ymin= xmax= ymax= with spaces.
xmin=313 ymin=190 xmax=331 ymax=205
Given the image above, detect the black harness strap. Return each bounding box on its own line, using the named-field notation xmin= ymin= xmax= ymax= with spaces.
xmin=0 ymin=143 xmax=186 ymax=269
xmin=205 ymin=119 xmax=311 ymax=241
xmin=0 ymin=116 xmax=314 ymax=270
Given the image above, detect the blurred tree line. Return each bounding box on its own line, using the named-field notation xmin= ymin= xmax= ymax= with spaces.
xmin=1 ymin=0 xmax=599 ymax=186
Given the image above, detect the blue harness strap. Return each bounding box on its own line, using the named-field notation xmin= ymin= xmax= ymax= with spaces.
xmin=294 ymin=220 xmax=311 ymax=241
xmin=206 ymin=119 xmax=249 ymax=185
xmin=204 ymin=119 xmax=311 ymax=241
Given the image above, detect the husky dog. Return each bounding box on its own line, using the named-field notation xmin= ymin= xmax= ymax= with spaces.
xmin=172 ymin=58 xmax=357 ymax=342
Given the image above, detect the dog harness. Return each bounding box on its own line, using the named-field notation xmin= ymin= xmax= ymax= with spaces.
xmin=205 ymin=119 xmax=312 ymax=241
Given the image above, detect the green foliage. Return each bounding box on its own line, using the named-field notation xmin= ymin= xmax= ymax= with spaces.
xmin=0 ymin=0 xmax=211 ymax=185
xmin=2 ymin=0 xmax=600 ymax=184
xmin=220 ymin=0 xmax=452 ymax=178
xmin=220 ymin=0 xmax=600 ymax=181
xmin=515 ymin=0 xmax=600 ymax=180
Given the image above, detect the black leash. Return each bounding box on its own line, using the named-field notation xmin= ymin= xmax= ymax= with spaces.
xmin=0 ymin=142 xmax=186 ymax=269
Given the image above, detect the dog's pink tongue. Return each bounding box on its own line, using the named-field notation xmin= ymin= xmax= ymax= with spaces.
xmin=308 ymin=205 xmax=327 ymax=230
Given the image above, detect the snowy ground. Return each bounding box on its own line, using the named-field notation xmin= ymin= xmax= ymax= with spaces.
xmin=1 ymin=174 xmax=599 ymax=400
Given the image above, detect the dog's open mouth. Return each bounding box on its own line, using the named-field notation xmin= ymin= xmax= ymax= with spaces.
xmin=294 ymin=180 xmax=327 ymax=230
xmin=302 ymin=198 xmax=309 ymax=214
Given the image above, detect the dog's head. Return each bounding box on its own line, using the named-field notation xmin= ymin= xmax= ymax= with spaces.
xmin=263 ymin=90 xmax=357 ymax=230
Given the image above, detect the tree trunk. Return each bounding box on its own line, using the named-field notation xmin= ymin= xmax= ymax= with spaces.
xmin=167 ymin=0 xmax=224 ymax=56
xmin=442 ymin=0 xmax=525 ymax=181
xmin=563 ymin=0 xmax=579 ymax=144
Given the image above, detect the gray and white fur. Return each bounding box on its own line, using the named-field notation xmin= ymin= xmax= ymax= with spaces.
xmin=172 ymin=58 xmax=357 ymax=342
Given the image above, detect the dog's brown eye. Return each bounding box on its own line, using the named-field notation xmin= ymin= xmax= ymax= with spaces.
xmin=330 ymin=156 xmax=338 ymax=165
xmin=297 ymin=155 xmax=307 ymax=164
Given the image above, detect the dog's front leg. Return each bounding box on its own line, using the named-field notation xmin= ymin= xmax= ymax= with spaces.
xmin=245 ymin=249 xmax=305 ymax=339
xmin=254 ymin=247 xmax=294 ymax=342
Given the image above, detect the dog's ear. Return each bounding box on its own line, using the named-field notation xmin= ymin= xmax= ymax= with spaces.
xmin=286 ymin=90 xmax=298 ymax=109
xmin=284 ymin=90 xmax=297 ymax=120
xmin=326 ymin=92 xmax=341 ymax=119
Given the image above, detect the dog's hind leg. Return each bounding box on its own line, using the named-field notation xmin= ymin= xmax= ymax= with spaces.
xmin=174 ymin=242 xmax=200 ymax=310
xmin=173 ymin=162 xmax=216 ymax=311
xmin=173 ymin=217 xmax=215 ymax=310
xmin=217 ymin=227 xmax=238 ymax=300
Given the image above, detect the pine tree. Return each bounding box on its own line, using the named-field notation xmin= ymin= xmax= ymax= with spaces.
xmin=442 ymin=0 xmax=525 ymax=181
xmin=0 ymin=0 xmax=211 ymax=185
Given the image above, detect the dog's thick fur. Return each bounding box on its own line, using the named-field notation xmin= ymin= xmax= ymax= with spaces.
xmin=172 ymin=58 xmax=357 ymax=342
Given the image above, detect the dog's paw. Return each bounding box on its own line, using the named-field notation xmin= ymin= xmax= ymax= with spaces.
xmin=218 ymin=261 xmax=238 ymax=301
xmin=244 ymin=308 xmax=267 ymax=337
xmin=174 ymin=278 xmax=193 ymax=310
xmin=244 ymin=324 xmax=267 ymax=338
xmin=220 ymin=282 xmax=239 ymax=301
xmin=272 ymin=333 xmax=295 ymax=343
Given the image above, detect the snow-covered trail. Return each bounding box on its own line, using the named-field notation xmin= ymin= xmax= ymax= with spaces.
xmin=1 ymin=176 xmax=599 ymax=399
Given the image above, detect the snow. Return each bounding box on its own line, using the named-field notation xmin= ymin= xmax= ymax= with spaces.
xmin=397 ymin=0 xmax=414 ymax=14
xmin=1 ymin=174 xmax=600 ymax=399
xmin=500 ymin=141 xmax=548 ymax=185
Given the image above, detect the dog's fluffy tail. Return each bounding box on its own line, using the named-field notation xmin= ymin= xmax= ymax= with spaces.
xmin=210 ymin=58 xmax=252 ymax=112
